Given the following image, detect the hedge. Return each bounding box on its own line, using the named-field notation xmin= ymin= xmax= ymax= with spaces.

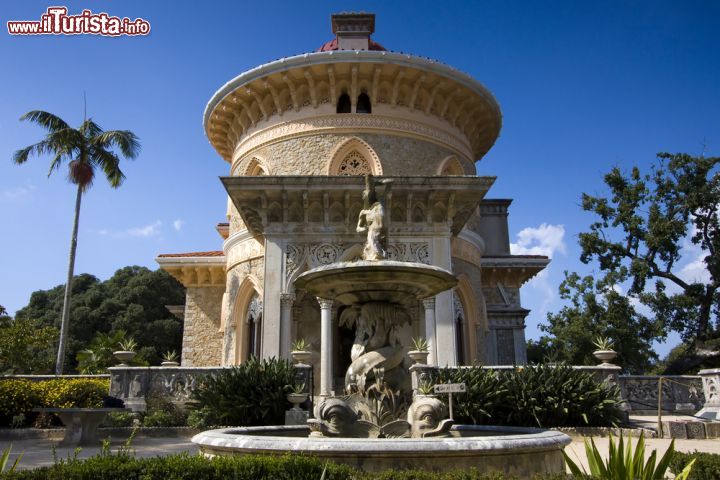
xmin=670 ymin=451 xmax=720 ymax=480
xmin=0 ymin=378 xmax=109 ymax=427
xmin=0 ymin=453 xmax=570 ymax=479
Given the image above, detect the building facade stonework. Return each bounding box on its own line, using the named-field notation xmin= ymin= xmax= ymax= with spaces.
xmin=156 ymin=14 xmax=548 ymax=392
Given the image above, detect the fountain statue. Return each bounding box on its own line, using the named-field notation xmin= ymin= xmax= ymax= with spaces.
xmin=357 ymin=175 xmax=392 ymax=261
xmin=192 ymin=175 xmax=571 ymax=476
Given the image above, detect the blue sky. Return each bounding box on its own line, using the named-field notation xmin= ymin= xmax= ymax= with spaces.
xmin=1 ymin=1 xmax=718 ymax=358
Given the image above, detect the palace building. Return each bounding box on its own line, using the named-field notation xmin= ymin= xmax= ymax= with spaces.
xmin=156 ymin=13 xmax=548 ymax=385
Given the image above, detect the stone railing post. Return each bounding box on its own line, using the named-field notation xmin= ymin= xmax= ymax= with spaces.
xmin=697 ymin=368 xmax=720 ymax=420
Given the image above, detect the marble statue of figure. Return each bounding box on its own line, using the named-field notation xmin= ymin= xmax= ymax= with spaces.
xmin=357 ymin=174 xmax=392 ymax=261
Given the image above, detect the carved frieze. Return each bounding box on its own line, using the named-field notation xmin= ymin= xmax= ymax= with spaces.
xmin=286 ymin=241 xmax=431 ymax=286
xmin=236 ymin=114 xmax=472 ymax=163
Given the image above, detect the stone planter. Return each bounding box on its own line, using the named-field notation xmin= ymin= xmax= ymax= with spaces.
xmin=291 ymin=350 xmax=312 ymax=365
xmin=161 ymin=361 xmax=180 ymax=367
xmin=113 ymin=350 xmax=136 ymax=366
xmin=287 ymin=393 xmax=308 ymax=410
xmin=592 ymin=349 xmax=617 ymax=365
xmin=408 ymin=350 xmax=429 ymax=365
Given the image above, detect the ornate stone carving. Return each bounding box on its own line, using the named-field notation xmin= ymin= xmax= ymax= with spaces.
xmin=620 ymin=376 xmax=703 ymax=412
xmin=286 ymin=241 xmax=430 ymax=282
xmin=236 ymin=114 xmax=472 ymax=163
xmin=338 ymin=150 xmax=372 ymax=175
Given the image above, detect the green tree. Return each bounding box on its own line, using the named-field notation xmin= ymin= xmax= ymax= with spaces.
xmin=537 ymin=271 xmax=661 ymax=373
xmin=13 ymin=110 xmax=140 ymax=374
xmin=0 ymin=309 xmax=58 ymax=374
xmin=16 ymin=266 xmax=184 ymax=372
xmin=575 ymin=153 xmax=719 ymax=370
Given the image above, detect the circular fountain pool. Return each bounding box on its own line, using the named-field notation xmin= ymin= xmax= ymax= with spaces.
xmin=192 ymin=425 xmax=571 ymax=476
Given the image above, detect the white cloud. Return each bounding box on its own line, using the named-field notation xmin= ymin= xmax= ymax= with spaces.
xmin=510 ymin=223 xmax=566 ymax=258
xmin=97 ymin=221 xmax=162 ymax=238
xmin=509 ymin=224 xmax=567 ymax=319
xmin=678 ymin=224 xmax=711 ymax=284
xmin=173 ymin=219 xmax=184 ymax=232
xmin=2 ymin=184 xmax=36 ymax=200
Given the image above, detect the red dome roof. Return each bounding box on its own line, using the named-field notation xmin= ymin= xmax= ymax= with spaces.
xmin=316 ymin=37 xmax=387 ymax=52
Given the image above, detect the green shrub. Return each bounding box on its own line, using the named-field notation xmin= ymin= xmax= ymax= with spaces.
xmin=142 ymin=395 xmax=187 ymax=427
xmin=0 ymin=380 xmax=40 ymax=426
xmin=670 ymin=451 xmax=720 ymax=479
xmin=435 ymin=364 xmax=622 ymax=427
xmin=33 ymin=378 xmax=109 ymax=409
xmin=0 ymin=378 xmax=109 ymax=427
xmin=102 ymin=411 xmax=136 ymax=428
xmin=0 ymin=451 xmax=572 ymax=479
xmin=189 ymin=357 xmax=295 ymax=426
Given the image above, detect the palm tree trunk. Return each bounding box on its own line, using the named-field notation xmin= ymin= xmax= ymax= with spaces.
xmin=55 ymin=184 xmax=83 ymax=375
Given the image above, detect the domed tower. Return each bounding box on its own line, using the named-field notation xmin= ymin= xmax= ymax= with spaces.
xmin=157 ymin=13 xmax=548 ymax=376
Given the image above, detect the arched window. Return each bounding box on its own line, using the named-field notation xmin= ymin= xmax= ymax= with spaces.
xmin=356 ymin=93 xmax=371 ymax=113
xmin=327 ymin=137 xmax=383 ymax=175
xmin=244 ymin=157 xmax=269 ymax=176
xmin=336 ymin=93 xmax=351 ymax=113
xmin=338 ymin=150 xmax=371 ymax=175
xmin=246 ymin=293 xmax=263 ymax=358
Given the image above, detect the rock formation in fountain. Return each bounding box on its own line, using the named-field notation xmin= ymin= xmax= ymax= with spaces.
xmin=340 ymin=302 xmax=409 ymax=391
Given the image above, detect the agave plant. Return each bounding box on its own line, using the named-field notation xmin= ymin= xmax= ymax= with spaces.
xmin=162 ymin=350 xmax=179 ymax=363
xmin=563 ymin=432 xmax=696 ymax=480
xmin=1 ymin=445 xmax=22 ymax=473
xmin=410 ymin=336 xmax=429 ymax=352
xmin=593 ymin=336 xmax=615 ymax=351
xmin=291 ymin=338 xmax=310 ymax=352
xmin=117 ymin=337 xmax=138 ymax=352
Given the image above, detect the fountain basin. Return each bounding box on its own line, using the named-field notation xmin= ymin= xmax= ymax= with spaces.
xmin=294 ymin=260 xmax=458 ymax=305
xmin=192 ymin=425 xmax=571 ymax=477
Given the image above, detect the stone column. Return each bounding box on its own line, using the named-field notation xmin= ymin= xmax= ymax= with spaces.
xmin=279 ymin=293 xmax=295 ymax=359
xmin=261 ymin=237 xmax=284 ymax=358
xmin=432 ymin=234 xmax=456 ymax=366
xmin=318 ymin=297 xmax=334 ymax=396
xmin=423 ymin=297 xmax=437 ymax=366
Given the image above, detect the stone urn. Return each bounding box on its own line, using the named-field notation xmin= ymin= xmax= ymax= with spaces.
xmin=290 ymin=350 xmax=312 ymax=365
xmin=593 ymin=349 xmax=617 ymax=365
xmin=408 ymin=350 xmax=429 ymax=365
xmin=113 ymin=350 xmax=136 ymax=366
xmin=287 ymin=393 xmax=308 ymax=410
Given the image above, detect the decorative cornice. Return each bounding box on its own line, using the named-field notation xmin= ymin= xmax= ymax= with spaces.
xmin=205 ymin=50 xmax=502 ymax=162
xmin=480 ymin=256 xmax=550 ymax=287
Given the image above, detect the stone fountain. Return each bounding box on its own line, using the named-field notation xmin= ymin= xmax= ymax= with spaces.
xmin=192 ymin=175 xmax=571 ymax=477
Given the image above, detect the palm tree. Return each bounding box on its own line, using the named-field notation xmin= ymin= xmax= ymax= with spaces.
xmin=13 ymin=110 xmax=140 ymax=374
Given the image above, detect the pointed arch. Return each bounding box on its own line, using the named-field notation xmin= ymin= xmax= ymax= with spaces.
xmin=455 ymin=274 xmax=481 ymax=365
xmin=232 ymin=275 xmax=263 ymax=363
xmin=244 ymin=156 xmax=271 ymax=176
xmin=438 ymin=155 xmax=466 ymax=175
xmin=327 ymin=137 xmax=383 ymax=176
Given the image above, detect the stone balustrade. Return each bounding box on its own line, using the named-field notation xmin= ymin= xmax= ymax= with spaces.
xmin=620 ymin=375 xmax=704 ymax=415
xmin=4 ymin=367 xmax=709 ymax=418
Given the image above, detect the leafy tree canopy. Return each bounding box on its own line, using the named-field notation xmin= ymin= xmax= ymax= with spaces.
xmin=531 ymin=271 xmax=661 ymax=373
xmin=15 ymin=266 xmax=185 ymax=373
xmin=538 ymin=153 xmax=719 ymax=373
xmin=0 ymin=309 xmax=58 ymax=374
xmin=579 ymin=153 xmax=719 ymax=348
